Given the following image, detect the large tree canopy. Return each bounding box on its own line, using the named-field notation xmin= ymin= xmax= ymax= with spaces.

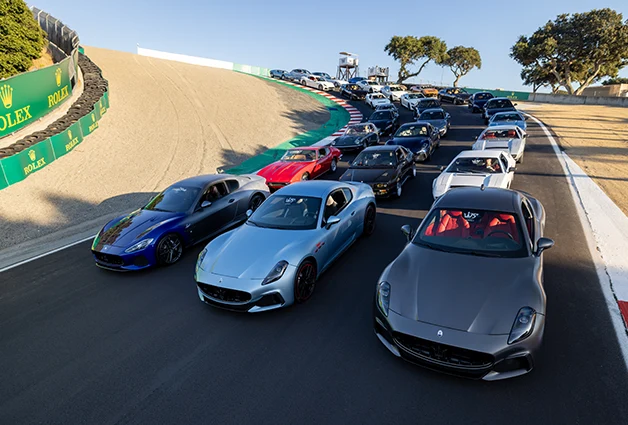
xmin=0 ymin=0 xmax=46 ymax=79
xmin=441 ymin=46 xmax=481 ymax=87
xmin=520 ymin=64 xmax=560 ymax=93
xmin=385 ymin=35 xmax=447 ymax=83
xmin=511 ymin=8 xmax=628 ymax=95
xmin=602 ymin=77 xmax=628 ymax=85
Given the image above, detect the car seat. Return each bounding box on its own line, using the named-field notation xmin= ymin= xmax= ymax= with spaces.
xmin=425 ymin=211 xmax=470 ymax=238
xmin=487 ymin=214 xmax=519 ymax=242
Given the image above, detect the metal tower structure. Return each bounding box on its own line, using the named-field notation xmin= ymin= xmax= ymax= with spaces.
xmin=337 ymin=52 xmax=359 ymax=81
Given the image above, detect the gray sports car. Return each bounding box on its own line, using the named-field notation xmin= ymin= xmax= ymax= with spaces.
xmin=195 ymin=180 xmax=377 ymax=312
xmin=373 ymin=187 xmax=554 ymax=380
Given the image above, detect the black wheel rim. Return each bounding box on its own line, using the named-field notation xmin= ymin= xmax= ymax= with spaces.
xmin=158 ymin=236 xmax=182 ymax=264
xmin=295 ymin=263 xmax=316 ymax=302
xmin=365 ymin=207 xmax=376 ymax=234
xmin=250 ymin=195 xmax=264 ymax=211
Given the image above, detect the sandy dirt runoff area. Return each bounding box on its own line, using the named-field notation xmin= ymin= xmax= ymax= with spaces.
xmin=520 ymin=102 xmax=628 ymax=216
xmin=0 ymin=47 xmax=329 ymax=254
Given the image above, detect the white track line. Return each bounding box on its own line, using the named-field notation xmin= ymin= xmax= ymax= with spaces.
xmin=525 ymin=113 xmax=628 ymax=366
xmin=0 ymin=235 xmax=96 ymax=274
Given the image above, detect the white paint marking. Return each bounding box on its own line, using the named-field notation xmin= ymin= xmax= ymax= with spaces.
xmin=525 ymin=113 xmax=628 ymax=364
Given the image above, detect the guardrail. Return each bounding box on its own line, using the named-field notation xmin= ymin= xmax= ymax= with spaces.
xmin=528 ymin=92 xmax=628 ymax=107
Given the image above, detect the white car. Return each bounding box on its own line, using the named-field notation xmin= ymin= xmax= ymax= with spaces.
xmin=432 ymin=150 xmax=516 ymax=199
xmin=472 ymin=125 xmax=527 ymax=163
xmin=381 ymin=84 xmax=408 ymax=101
xmin=399 ymin=93 xmax=425 ymax=109
xmin=313 ymin=72 xmax=348 ymax=89
xmin=365 ymin=92 xmax=392 ymax=108
xmin=357 ymin=80 xmax=384 ymax=93
xmin=300 ymin=75 xmax=335 ymax=91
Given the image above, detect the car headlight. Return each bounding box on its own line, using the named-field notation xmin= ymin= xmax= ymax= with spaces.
xmin=377 ymin=281 xmax=391 ymax=316
xmin=124 ymin=238 xmax=154 ymax=253
xmin=261 ymin=260 xmax=289 ymax=285
xmin=508 ymin=307 xmax=536 ymax=344
xmin=374 ymin=183 xmax=388 ymax=188
xmin=196 ymin=247 xmax=208 ymax=273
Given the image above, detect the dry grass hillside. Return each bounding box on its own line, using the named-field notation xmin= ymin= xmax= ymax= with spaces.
xmin=0 ymin=46 xmax=330 ymax=253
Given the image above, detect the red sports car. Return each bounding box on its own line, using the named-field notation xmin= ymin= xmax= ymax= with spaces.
xmin=257 ymin=146 xmax=342 ymax=191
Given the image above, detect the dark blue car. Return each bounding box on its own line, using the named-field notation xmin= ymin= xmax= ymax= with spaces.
xmin=468 ymin=92 xmax=495 ymax=113
xmin=386 ymin=122 xmax=440 ymax=162
xmin=91 ymin=174 xmax=269 ymax=271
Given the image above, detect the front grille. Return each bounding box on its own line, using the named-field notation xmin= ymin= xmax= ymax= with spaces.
xmin=197 ymin=282 xmax=251 ymax=303
xmin=268 ymin=182 xmax=288 ymax=192
xmin=394 ymin=333 xmax=494 ymax=370
xmin=93 ymin=251 xmax=124 ymax=265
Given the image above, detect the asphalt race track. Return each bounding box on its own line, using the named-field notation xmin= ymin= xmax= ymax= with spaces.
xmin=1 ymin=97 xmax=627 ymax=424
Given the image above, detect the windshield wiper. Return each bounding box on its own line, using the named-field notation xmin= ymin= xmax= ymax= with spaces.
xmin=414 ymin=241 xmax=450 ymax=252
xmin=466 ymin=250 xmax=502 ymax=258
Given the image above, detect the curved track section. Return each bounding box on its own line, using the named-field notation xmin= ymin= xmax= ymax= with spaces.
xmin=0 ymin=47 xmax=330 ymax=253
xmin=1 ymin=98 xmax=627 ymax=424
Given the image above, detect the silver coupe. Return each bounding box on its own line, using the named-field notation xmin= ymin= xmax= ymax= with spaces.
xmin=195 ymin=180 xmax=377 ymax=312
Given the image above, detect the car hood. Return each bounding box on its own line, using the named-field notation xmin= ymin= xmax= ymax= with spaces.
xmin=385 ymin=245 xmax=544 ymax=334
xmin=94 ymin=209 xmax=182 ymax=249
xmin=423 ymin=119 xmax=447 ymax=129
xmin=371 ymin=99 xmax=390 ymax=105
xmin=455 ymin=93 xmax=471 ymax=99
xmin=200 ymin=224 xmax=314 ymax=279
xmin=257 ymin=161 xmax=312 ymax=182
xmin=389 ymin=137 xmax=430 ymax=151
xmin=433 ymin=172 xmax=506 ymax=196
xmin=341 ymin=167 xmax=396 ymax=183
xmin=333 ymin=135 xmax=362 ymax=146
xmin=368 ymin=119 xmax=393 ymax=129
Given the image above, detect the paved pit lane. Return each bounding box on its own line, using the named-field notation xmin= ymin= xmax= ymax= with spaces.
xmin=0 ymin=96 xmax=626 ymax=425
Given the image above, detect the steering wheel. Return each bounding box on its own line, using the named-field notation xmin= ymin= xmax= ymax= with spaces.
xmin=486 ymin=230 xmax=514 ymax=240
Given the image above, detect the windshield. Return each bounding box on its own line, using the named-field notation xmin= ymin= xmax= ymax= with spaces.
xmin=352 ymin=150 xmax=397 ymax=168
xmin=366 ymin=81 xmax=379 ymax=85
xmin=390 ymin=86 xmax=403 ymax=91
xmin=248 ymin=195 xmax=321 ymax=230
xmin=493 ymin=113 xmax=522 ymax=121
xmin=487 ymin=99 xmax=514 ymax=109
xmin=407 ymin=94 xmax=422 ymax=99
xmin=446 ymin=157 xmax=503 ymax=174
xmin=395 ymin=124 xmax=429 ymax=137
xmin=348 ymin=85 xmax=360 ymax=90
xmin=345 ymin=124 xmax=372 ymax=135
xmin=369 ymin=111 xmax=391 ymax=120
xmin=371 ymin=93 xmax=385 ymax=99
xmin=419 ymin=100 xmax=439 ymax=109
xmin=475 ymin=93 xmax=493 ymax=100
xmin=144 ymin=186 xmax=201 ymax=213
xmin=414 ymin=208 xmax=527 ymax=258
xmin=420 ymin=110 xmax=445 ymax=120
xmin=481 ymin=129 xmax=518 ymax=139
xmin=376 ymin=104 xmax=393 ymax=110
xmin=281 ymin=149 xmax=316 ymax=161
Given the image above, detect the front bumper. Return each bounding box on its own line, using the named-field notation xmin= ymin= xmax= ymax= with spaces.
xmin=373 ymin=303 xmax=544 ymax=380
xmin=195 ymin=267 xmax=298 ymax=312
xmin=266 ymin=181 xmax=291 ymax=192
xmin=92 ymin=245 xmax=155 ymax=271
xmin=334 ymin=144 xmax=365 ymax=152
xmin=369 ymin=181 xmax=397 ymax=197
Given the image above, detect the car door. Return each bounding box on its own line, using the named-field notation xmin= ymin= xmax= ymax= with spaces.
xmin=313 ymin=148 xmax=331 ymax=177
xmin=318 ymin=188 xmax=355 ymax=271
xmin=187 ymin=181 xmax=237 ymax=243
xmin=225 ymin=178 xmax=248 ymax=219
xmin=498 ymin=153 xmax=513 ymax=187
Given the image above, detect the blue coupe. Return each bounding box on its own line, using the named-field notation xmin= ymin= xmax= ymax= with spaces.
xmin=195 ymin=180 xmax=377 ymax=312
xmin=91 ymin=174 xmax=269 ymax=271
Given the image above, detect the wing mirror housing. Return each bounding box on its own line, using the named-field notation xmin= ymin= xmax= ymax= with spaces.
xmin=508 ymin=166 xmax=516 ymax=173
xmin=513 ymin=103 xmax=518 ymax=106
xmin=473 ymin=135 xmax=478 ymax=140
xmin=536 ymin=237 xmax=555 ymax=255
xmin=201 ymin=201 xmax=212 ymax=208
xmin=401 ymin=224 xmax=414 ymax=242
xmin=326 ymin=216 xmax=341 ymax=229
xmin=439 ymin=165 xmax=445 ymax=171
xmin=246 ymin=209 xmax=253 ymax=217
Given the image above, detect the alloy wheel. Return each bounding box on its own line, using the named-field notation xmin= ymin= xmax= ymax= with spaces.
xmin=157 ymin=235 xmax=183 ymax=265
xmin=294 ymin=261 xmax=316 ymax=303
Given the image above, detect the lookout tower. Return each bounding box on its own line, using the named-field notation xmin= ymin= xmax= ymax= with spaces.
xmin=368 ymin=66 xmax=389 ymax=83
xmin=337 ymin=52 xmax=359 ymax=81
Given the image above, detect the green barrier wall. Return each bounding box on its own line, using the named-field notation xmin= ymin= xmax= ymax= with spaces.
xmin=225 ymin=76 xmax=350 ymax=175
xmin=0 ymin=91 xmax=108 ymax=190
xmin=465 ymin=87 xmax=531 ymax=101
xmin=0 ymin=55 xmax=77 ymax=138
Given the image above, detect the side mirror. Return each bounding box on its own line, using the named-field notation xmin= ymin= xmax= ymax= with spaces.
xmin=325 ymin=216 xmax=341 ymax=229
xmin=201 ymin=201 xmax=212 ymax=208
xmin=513 ymin=103 xmax=518 ymax=106
xmin=536 ymin=237 xmax=555 ymax=255
xmin=508 ymin=167 xmax=516 ymax=173
xmin=401 ymin=224 xmax=414 ymax=242
xmin=246 ymin=209 xmax=253 ymax=217
xmin=446 ymin=113 xmax=451 ymax=119
xmin=439 ymin=165 xmax=445 ymax=171
xmin=473 ymin=136 xmax=478 ymax=140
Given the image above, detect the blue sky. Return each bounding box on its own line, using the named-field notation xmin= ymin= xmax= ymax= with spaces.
xmin=31 ymin=0 xmax=628 ymax=92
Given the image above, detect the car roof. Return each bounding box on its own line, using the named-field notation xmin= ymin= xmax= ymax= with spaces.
xmin=277 ymin=180 xmax=346 ymax=197
xmin=362 ymin=145 xmax=398 ymax=152
xmin=483 ymin=124 xmax=521 ymax=131
xmin=420 ymin=108 xmax=445 ymax=114
xmin=403 ymin=121 xmax=430 ymax=127
xmin=436 ymin=187 xmax=520 ymax=212
xmin=175 ymin=174 xmax=226 ymax=188
xmin=455 ymin=149 xmax=502 ymax=159
xmin=487 ymin=97 xmax=512 ymax=102
xmin=418 ymin=98 xmax=438 ymax=102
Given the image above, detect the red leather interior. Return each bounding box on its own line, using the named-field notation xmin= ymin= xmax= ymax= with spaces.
xmin=487 ymin=213 xmax=519 ymax=242
xmin=425 ymin=211 xmax=470 ymax=238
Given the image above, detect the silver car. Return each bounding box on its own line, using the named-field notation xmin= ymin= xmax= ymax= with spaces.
xmin=374 ymin=187 xmax=554 ymax=380
xmin=196 ymin=180 xmax=377 ymax=312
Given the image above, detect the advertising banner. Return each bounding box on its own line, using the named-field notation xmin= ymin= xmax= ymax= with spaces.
xmin=0 ymin=56 xmax=74 ymax=138
xmin=50 ymin=122 xmax=83 ymax=158
xmin=0 ymin=140 xmax=56 ymax=185
xmin=0 ymin=162 xmax=8 ymax=190
xmin=78 ymin=111 xmax=100 ymax=138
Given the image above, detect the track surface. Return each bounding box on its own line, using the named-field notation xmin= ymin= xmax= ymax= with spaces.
xmin=1 ymin=98 xmax=627 ymax=424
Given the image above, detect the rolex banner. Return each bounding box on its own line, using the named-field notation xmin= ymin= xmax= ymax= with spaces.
xmin=1 ymin=140 xmax=57 ymax=185
xmin=50 ymin=122 xmax=84 ymax=158
xmin=0 ymin=56 xmax=73 ymax=138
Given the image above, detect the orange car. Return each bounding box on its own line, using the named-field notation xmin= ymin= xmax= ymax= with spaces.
xmin=410 ymin=85 xmax=439 ymax=98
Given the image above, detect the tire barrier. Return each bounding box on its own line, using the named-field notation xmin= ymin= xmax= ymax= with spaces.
xmin=0 ymin=53 xmax=109 ymax=191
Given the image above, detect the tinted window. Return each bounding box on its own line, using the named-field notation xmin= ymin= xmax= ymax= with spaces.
xmin=249 ymin=195 xmax=321 ymax=230
xmin=394 ymin=124 xmax=429 ymax=137
xmin=352 ymin=150 xmax=397 ymax=168
xmin=370 ymin=111 xmax=392 ymax=120
xmin=481 ymin=129 xmax=518 ymax=139
xmin=282 ymin=150 xmax=317 ymax=161
xmin=323 ymin=190 xmax=349 ymax=221
xmin=475 ymin=93 xmax=493 ymax=100
xmin=493 ymin=113 xmax=522 ymax=121
xmin=144 ymin=185 xmax=201 ymax=213
xmin=414 ymin=208 xmax=527 ymax=258
xmin=446 ymin=157 xmax=503 ymax=174
xmin=345 ymin=124 xmax=372 ymax=135
xmin=226 ymin=179 xmax=239 ymax=193
xmin=487 ymin=99 xmax=514 ymax=109
xmin=420 ymin=110 xmax=445 ymax=120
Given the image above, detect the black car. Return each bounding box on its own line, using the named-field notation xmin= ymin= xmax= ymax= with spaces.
xmin=413 ymin=98 xmax=442 ymax=119
xmin=386 ymin=122 xmax=440 ymax=162
xmin=340 ymin=84 xmax=369 ymax=100
xmin=483 ymin=97 xmax=517 ymax=123
xmin=439 ymin=87 xmax=471 ymax=104
xmin=339 ymin=145 xmax=415 ymax=198
xmin=468 ymin=92 xmax=495 ymax=112
xmin=331 ymin=123 xmax=380 ymax=152
xmin=375 ymin=103 xmax=399 ymax=118
xmin=270 ymin=69 xmax=288 ymax=79
xmin=367 ymin=110 xmax=399 ymax=136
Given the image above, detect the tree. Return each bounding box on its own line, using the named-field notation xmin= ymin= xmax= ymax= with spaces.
xmin=0 ymin=0 xmax=46 ymax=79
xmin=520 ymin=64 xmax=560 ymax=93
xmin=385 ymin=35 xmax=447 ymax=84
xmin=441 ymin=46 xmax=481 ymax=87
xmin=510 ymin=8 xmax=628 ymax=95
xmin=602 ymin=77 xmax=628 ymax=85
